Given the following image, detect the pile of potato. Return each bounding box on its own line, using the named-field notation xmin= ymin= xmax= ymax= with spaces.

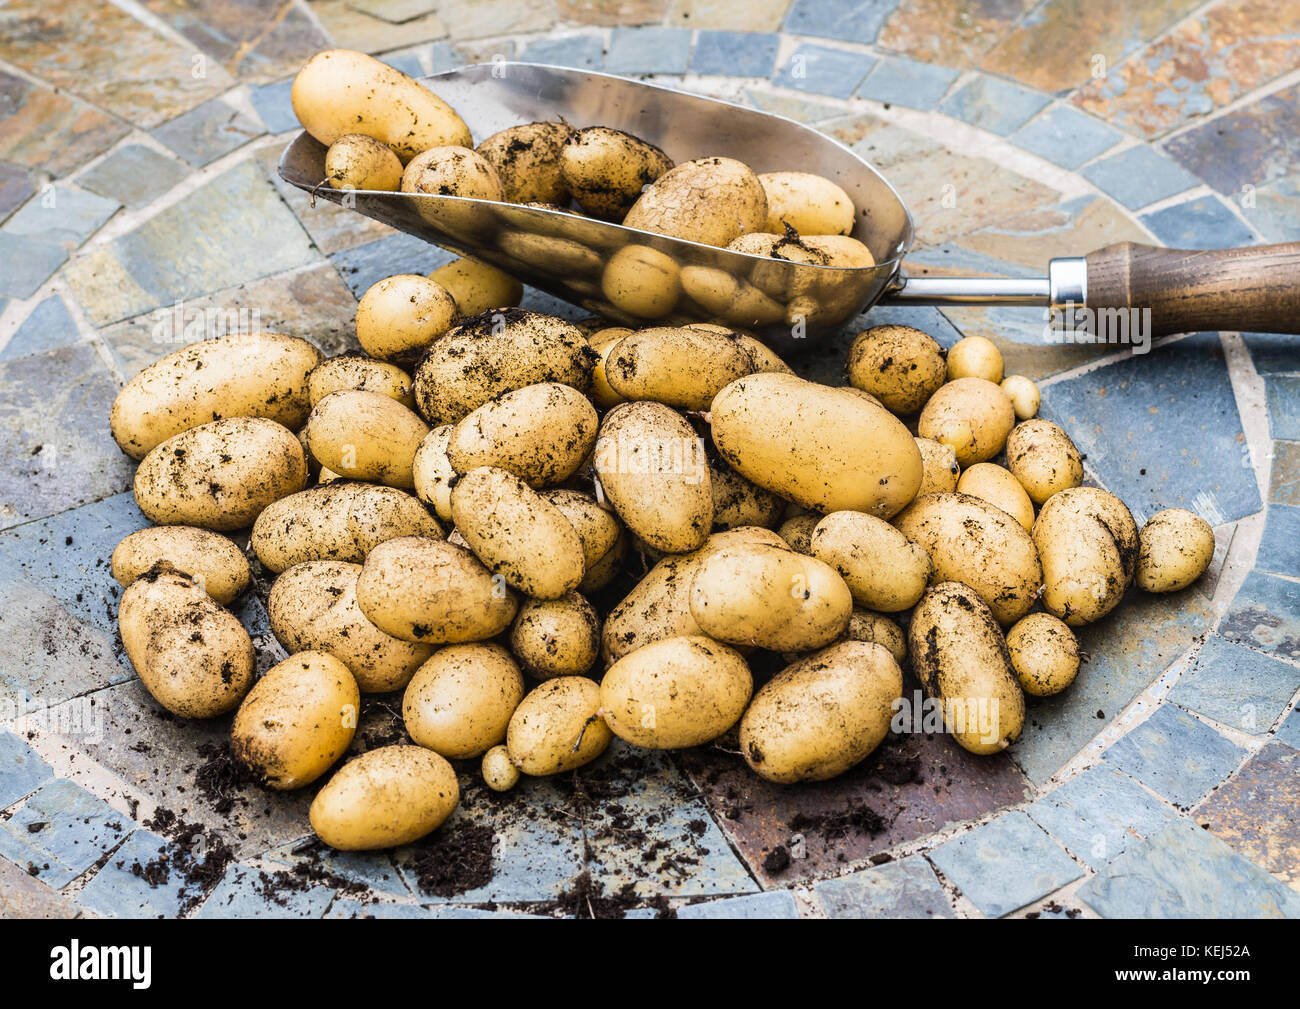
xmin=100 ymin=50 xmax=1217 ymax=853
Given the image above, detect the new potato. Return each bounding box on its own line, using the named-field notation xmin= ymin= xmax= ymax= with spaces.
xmin=111 ymin=526 xmax=249 ymax=605
xmin=623 ymin=157 xmax=767 ymax=247
xmin=402 ymin=643 xmax=525 ymax=759
xmin=956 ymin=463 xmax=1035 ymax=531
xmin=476 ymin=122 xmax=572 ymax=205
xmin=429 ymin=257 xmax=523 ymax=316
xmin=506 ymin=677 xmax=612 ymax=776
xmin=917 ymin=377 xmax=1015 ymax=467
xmin=1136 ymin=508 xmax=1215 ymax=593
xmin=845 ymin=325 xmax=947 ymax=414
xmin=605 ymin=326 xmax=760 ymax=410
xmin=304 ymin=390 xmax=429 ymax=489
xmin=757 ymin=171 xmax=855 ymax=236
xmin=1005 ymin=613 xmax=1079 ymax=697
xmin=355 ymin=274 xmax=457 ymax=363
xmin=559 ymin=126 xmax=673 ymax=220
xmin=307 ymin=354 xmax=415 ymax=409
xmin=510 ymin=592 xmax=601 ymax=679
xmin=810 ymin=510 xmax=931 ymax=612
xmin=1005 ymin=419 xmax=1084 ymax=505
xmin=325 ymin=134 xmax=402 ymax=191
xmin=1033 ymin=487 xmax=1137 ymax=625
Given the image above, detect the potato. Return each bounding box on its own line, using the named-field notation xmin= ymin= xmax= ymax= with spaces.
xmin=118 ymin=565 xmax=253 ymax=719
xmin=111 ymin=526 xmax=249 ymax=605
xmin=600 ymin=636 xmax=751 ymax=749
xmin=357 ymin=536 xmax=518 ymax=643
xmin=605 ymin=327 xmax=760 ymax=410
xmin=915 ymin=437 xmax=960 ymax=496
xmin=593 ymin=401 xmax=713 ymax=554
xmin=758 ymin=171 xmax=855 ymax=236
xmin=710 ymin=460 xmax=785 ymax=530
xmin=429 ymin=257 xmax=522 ymax=316
xmin=291 ymin=49 xmax=471 ymax=161
xmin=231 ymin=652 xmax=359 ymax=789
xmin=506 ymin=676 xmax=612 ymax=776
xmin=268 ymin=560 xmax=434 ymax=692
xmin=844 ymin=608 xmax=907 ymax=665
xmin=447 ymin=382 xmax=597 ymax=487
xmin=908 ymin=582 xmax=1024 ymax=755
xmin=134 ymin=418 xmax=307 ymax=531
xmin=956 ymin=463 xmax=1035 ymax=531
xmin=304 ymin=390 xmax=429 ymax=490
xmin=893 ymin=491 xmax=1043 ymax=625
xmin=400 ymin=144 xmax=503 ymax=200
xmin=1136 ymin=508 xmax=1215 ymax=593
xmin=726 ymin=231 xmax=829 ymax=302
xmin=917 ymin=377 xmax=1015 ymax=467
xmin=482 ymin=745 xmax=520 ymax=792
xmin=559 ymin=126 xmax=673 ymax=220
xmin=623 ymin=157 xmax=767 ymax=247
xmin=739 ymin=641 xmax=901 ymax=783
xmin=402 ymin=643 xmax=525 ymax=759
xmin=803 ymin=234 xmax=875 ymax=268
xmin=310 ymin=745 xmax=459 ymax=851
xmin=776 ymin=513 xmax=819 ymax=554
xmin=710 ymin=372 xmax=922 ymax=519
xmin=110 ymin=332 xmax=321 ymax=460
xmin=601 ymin=245 xmax=680 ymax=319
xmin=510 ymin=592 xmax=600 ymax=679
xmin=689 ymin=542 xmax=852 ymax=651
xmin=688 ymin=325 xmax=793 ymax=375
xmin=355 ymin=274 xmax=458 ymax=364
xmin=587 ymin=327 xmax=633 ymax=409
xmin=1000 ymin=375 xmax=1040 ymax=420
xmin=325 ymin=134 xmax=402 ymax=191
xmin=946 ymin=335 xmax=1003 ymax=384
xmin=679 ymin=267 xmax=785 ymax=327
xmin=1005 ymin=613 xmax=1079 ymax=697
xmin=413 ymin=309 xmax=597 ymax=425
xmin=1033 ymin=486 xmax=1137 ymax=625
xmin=540 ymin=489 xmax=626 ymax=593
xmin=476 ymin=121 xmax=572 ymax=204
xmin=810 ymin=510 xmax=931 ymax=612
xmin=1005 ymin=419 xmax=1085 ymax=505
xmin=845 ymin=325 xmax=947 ymax=414
xmin=308 ymin=354 xmax=414 ymax=409
xmin=411 ymin=425 xmax=456 ymax=522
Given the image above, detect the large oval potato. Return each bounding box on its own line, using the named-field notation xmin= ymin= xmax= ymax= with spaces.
xmin=740 ymin=641 xmax=902 ymax=783
xmin=917 ymin=377 xmax=1015 ymax=467
xmin=510 ymin=592 xmax=601 ymax=679
xmin=308 ymin=354 xmax=415 ymax=409
xmin=845 ymin=325 xmax=947 ymax=415
xmin=506 ymin=677 xmax=612 ymax=776
xmin=908 ymin=582 xmax=1025 ymax=755
xmin=711 ymin=372 xmax=922 ymax=518
xmin=758 ymin=171 xmax=855 ymax=236
xmin=309 ymin=745 xmax=459 ymax=851
xmin=355 ymin=275 xmax=458 ymax=364
xmin=559 ymin=126 xmax=673 ymax=220
xmin=231 ymin=651 xmax=359 ymax=789
xmin=111 ymin=526 xmax=249 ymax=605
xmin=1005 ymin=419 xmax=1085 ymax=505
xmin=1136 ymin=508 xmax=1215 ymax=593
xmin=476 ymin=121 xmax=572 ymax=204
xmin=118 ymin=566 xmax=253 ymax=719
xmin=134 ymin=418 xmax=307 ymax=531
xmin=429 ymin=257 xmax=523 ymax=317
xmin=304 ymin=390 xmax=429 ymax=489
xmin=110 ymin=332 xmax=321 ymax=460
xmin=623 ymin=157 xmax=767 ymax=247
xmin=402 ymin=643 xmax=525 ymax=759
xmin=600 ymin=636 xmax=751 ymax=749
xmin=605 ymin=327 xmax=760 ymax=410
xmin=268 ymin=560 xmax=434 ymax=692
xmin=593 ymin=401 xmax=713 ymax=554
xmin=810 ymin=510 xmax=931 ymax=612
xmin=1033 ymin=486 xmax=1137 ymax=626
xmin=357 ymin=536 xmax=518 ymax=643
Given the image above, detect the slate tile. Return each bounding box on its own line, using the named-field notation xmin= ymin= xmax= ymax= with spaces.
xmin=772 ymin=45 xmax=877 ymax=99
xmin=1008 ymin=105 xmax=1125 ymax=170
xmin=194 ymin=863 xmax=334 ymax=919
xmin=1221 ymin=569 xmax=1300 ymax=659
xmin=1266 ymin=376 xmax=1300 ymax=441
xmin=1276 ymin=708 xmax=1300 ymax=750
xmin=1164 ymin=84 xmax=1300 ymax=196
xmin=1256 ymin=503 xmax=1300 ymax=579
xmin=248 ymin=80 xmax=298 ymax=135
xmin=691 ymin=32 xmax=780 ymax=77
xmin=331 ymin=232 xmax=453 ymax=298
xmin=1242 ymin=328 xmax=1300 ymax=376
xmin=782 ymin=0 xmax=899 ymax=44
xmin=0 ymin=296 xmax=82 ymax=363
xmin=677 ymin=890 xmax=798 ymax=919
xmin=928 ymin=812 xmax=1082 ymax=918
xmin=876 ymin=0 xmax=1036 ymax=70
xmin=1199 ymin=742 xmax=1300 ymax=892
xmin=150 ymin=98 xmax=265 ymax=168
xmin=0 ymin=779 xmax=130 ymax=889
xmin=0 ymin=855 xmax=79 ymax=918
xmin=77 ymin=830 xmax=191 ymax=918
xmin=937 ymin=74 xmax=1049 ymax=137
xmin=0 ymin=730 xmax=54 ymax=810
xmin=428 ymin=38 xmax=518 ymax=73
xmin=0 ymin=71 xmax=129 ymax=177
xmin=1139 ymin=195 xmax=1258 ymax=250
xmin=308 ymin=0 xmax=447 ymax=54
xmin=669 ymin=0 xmax=786 ymax=32
xmin=1080 ymin=145 xmax=1204 ymax=210
xmin=604 ymin=28 xmax=692 ymax=75
xmin=1103 ymin=704 xmax=1247 ymax=809
xmin=1239 ymin=173 xmax=1300 ymax=243
xmin=1169 ymin=635 xmax=1300 ymax=736
xmin=520 ymin=34 xmax=606 ymax=71
xmin=1079 ymin=818 xmax=1300 ymax=918
xmin=0 ymin=162 xmax=35 ymax=224
xmin=0 ymin=233 xmax=66 ymax=299
xmin=856 ymin=55 xmax=959 ymax=110
xmin=1269 ymin=441 xmax=1300 ymax=506
xmin=3 ymin=185 xmax=119 ymax=249
xmin=816 ymin=855 xmax=955 ymax=918
xmin=77 ymin=145 xmax=189 ymax=211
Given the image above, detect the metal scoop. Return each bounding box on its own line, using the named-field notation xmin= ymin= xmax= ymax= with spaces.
xmin=278 ymin=62 xmax=1300 ymax=343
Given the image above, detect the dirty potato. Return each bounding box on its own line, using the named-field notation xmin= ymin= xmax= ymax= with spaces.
xmin=325 ymin=133 xmax=402 ymax=191
xmin=917 ymin=377 xmax=1015 ymax=467
xmin=355 ymin=274 xmax=458 ymax=364
xmin=810 ymin=510 xmax=931 ymax=612
xmin=510 ymin=592 xmax=601 ymax=679
xmin=1005 ymin=419 xmax=1084 ymax=505
xmin=111 ymin=526 xmax=249 ymax=605
xmin=403 ymin=643 xmax=525 ymax=759
xmin=1136 ymin=508 xmax=1215 ymax=593
xmin=1005 ymin=613 xmax=1080 ymax=697
xmin=623 ymin=157 xmax=767 ymax=247
xmin=558 ymin=126 xmax=673 ymax=220
xmin=476 ymin=121 xmax=572 ymax=204
xmin=506 ymin=677 xmax=612 ymax=776
xmin=845 ymin=325 xmax=947 ymax=414
xmin=1033 ymin=486 xmax=1138 ymax=626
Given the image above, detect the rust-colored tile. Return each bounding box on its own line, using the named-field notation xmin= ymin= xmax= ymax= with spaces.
xmin=877 ymin=0 xmax=1037 ymax=70
xmin=1270 ymin=441 xmax=1300 ymax=506
xmin=143 ymin=0 xmax=332 ymax=82
xmin=0 ymin=71 xmax=128 ymax=176
xmin=1200 ymin=742 xmax=1300 ymax=892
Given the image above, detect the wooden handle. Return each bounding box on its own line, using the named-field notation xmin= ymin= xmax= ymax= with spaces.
xmin=1085 ymin=241 xmax=1300 ymax=336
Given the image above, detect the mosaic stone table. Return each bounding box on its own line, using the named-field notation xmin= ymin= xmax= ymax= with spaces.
xmin=2 ymin=0 xmax=1299 ymax=919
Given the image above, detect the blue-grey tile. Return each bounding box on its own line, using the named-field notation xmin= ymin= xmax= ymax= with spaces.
xmin=1081 ymin=145 xmax=1203 ymax=210
xmin=521 ymin=35 xmax=605 ymax=71
xmin=331 ymin=232 xmax=451 ymax=298
xmin=1276 ymin=707 xmax=1300 ymax=750
xmin=1140 ymin=194 xmax=1258 ymax=250
xmin=1266 ymin=375 xmax=1300 ymax=440
xmin=0 ymin=161 xmax=35 ymax=224
xmin=150 ymin=98 xmax=264 ymax=168
xmin=248 ymin=79 xmax=298 ymax=134
xmin=1257 ymin=503 xmax=1300 ymax=579
xmin=380 ymin=52 xmax=427 ymax=79
xmin=691 ymin=32 xmax=780 ymax=77
xmin=604 ymin=28 xmax=692 ymax=76
xmin=0 ymin=730 xmax=53 ymax=809
xmin=1025 ymin=764 xmax=1180 ymax=870
xmin=1242 ymin=331 xmax=1300 ymax=376
xmin=816 ymin=856 xmax=955 ymax=918
xmin=856 ymin=55 xmax=959 ymax=110
xmin=938 ymin=74 xmax=1050 ymax=137
xmin=0 ymin=779 xmax=130 ymax=889
xmin=78 ymin=830 xmax=191 ymax=918
xmin=1169 ymin=636 xmax=1300 ymax=736
xmin=772 ymin=45 xmax=876 ymax=99
xmin=1009 ymin=105 xmax=1125 ymax=170
xmin=1239 ymin=173 xmax=1300 ymax=243
xmin=0 ymin=295 xmax=81 ymax=362
xmin=4 ymin=185 xmax=119 ymax=248
xmin=1104 ymin=704 xmax=1247 ymax=808
xmin=428 ymin=40 xmax=517 ymax=74
xmin=928 ymin=812 xmax=1082 ymax=918
xmin=744 ymin=87 xmax=847 ymax=125
xmin=782 ymin=0 xmax=899 ymax=44
xmin=194 ymin=863 xmax=334 ymax=919
xmin=677 ymin=890 xmax=798 ymax=919
xmin=1221 ymin=569 xmax=1300 ymax=659
xmin=1079 ymin=818 xmax=1300 ymax=918
xmin=325 ymin=899 xmax=440 ymax=919
xmin=0 ymin=233 xmax=66 ymax=298
xmin=78 ymin=144 xmax=189 ymax=211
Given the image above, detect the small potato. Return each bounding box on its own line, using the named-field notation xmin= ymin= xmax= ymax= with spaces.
xmin=776 ymin=513 xmax=819 ymax=554
xmin=915 ymin=437 xmax=960 ymax=496
xmin=355 ymin=274 xmax=458 ymax=363
xmin=411 ymin=425 xmax=456 ymax=522
xmin=1001 ymin=375 xmax=1040 ymax=420
xmin=593 ymin=402 xmax=713 ymax=554
xmin=810 ymin=510 xmax=931 ymax=612
xmin=304 ymin=390 xmax=429 ymax=490
xmin=1005 ymin=613 xmax=1079 ymax=697
xmin=325 ymin=134 xmax=402 ymax=191
xmin=601 ymin=245 xmax=680 ymax=319
xmin=757 ymin=171 xmax=855 ymax=236
xmin=118 ymin=566 xmax=253 ymax=719
xmin=710 ymin=461 xmax=784 ymax=530
xmin=1136 ymin=508 xmax=1215 ymax=593
xmin=845 ymin=609 xmax=907 ymax=665
xmin=1005 ymin=419 xmax=1084 ymax=505
xmin=956 ymin=463 xmax=1035 ymax=531
xmin=506 ymin=677 xmax=612 ymax=776
xmin=845 ymin=325 xmax=947 ymax=414
xmin=476 ymin=121 xmax=572 ymax=204
xmin=600 ymin=636 xmax=751 ymax=749
xmin=429 ymin=257 xmax=522 ymax=316
xmin=403 ymin=643 xmax=525 ymax=759
xmin=908 ymin=582 xmax=1025 ymax=755
xmin=357 ymin=536 xmax=518 ymax=643
xmin=134 ymin=418 xmax=307 ymax=531
xmin=740 ymin=641 xmax=902 ymax=783
xmin=917 ymin=377 xmax=1015 ymax=467
xmin=946 ymin=335 xmax=1003 ymax=384
xmin=268 ymin=560 xmax=434 ymax=693
xmin=447 ymin=382 xmax=597 ymax=487
xmin=587 ymin=327 xmax=633 ymax=409
xmin=308 ymin=354 xmax=414 ymax=409
xmin=111 ymin=526 xmax=249 ymax=605
xmin=803 ymin=234 xmax=875 ymax=268
xmin=482 ymin=745 xmax=520 ymax=792
xmin=310 ymin=745 xmax=459 ymax=851
xmin=401 ymin=145 xmax=504 ymax=201
xmin=231 ymin=651 xmax=359 ymax=789
xmin=510 ymin=592 xmax=601 ymax=679
xmin=623 ymin=157 xmax=767 ymax=247
xmin=540 ymin=489 xmax=626 ymax=593
xmin=1033 ymin=486 xmax=1137 ymax=626
xmin=559 ymin=126 xmax=673 ymax=220
xmin=605 ymin=327 xmax=761 ymax=410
